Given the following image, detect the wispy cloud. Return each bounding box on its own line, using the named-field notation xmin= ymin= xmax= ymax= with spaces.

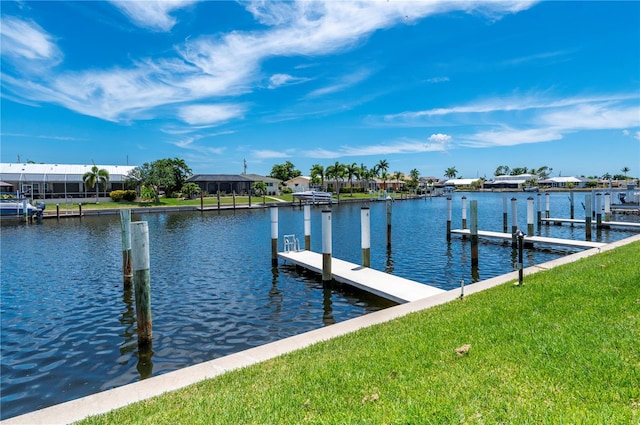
xmin=2 ymin=1 xmax=540 ymax=123
xmin=0 ymin=17 xmax=62 ymax=72
xmin=267 ymin=73 xmax=310 ymax=89
xmin=109 ymin=0 xmax=200 ymax=31
xmin=252 ymin=149 xmax=294 ymax=159
xmin=305 ymin=138 xmax=449 ymax=159
xmin=380 ymin=92 xmax=639 ymax=148
xmin=306 ymin=69 xmax=372 ymax=98
xmin=178 ymin=104 xmax=246 ymax=126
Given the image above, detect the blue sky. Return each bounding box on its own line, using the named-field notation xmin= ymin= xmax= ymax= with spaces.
xmin=1 ymin=1 xmax=639 ymax=179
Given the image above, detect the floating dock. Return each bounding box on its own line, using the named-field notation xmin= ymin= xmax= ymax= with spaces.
xmin=277 ymin=250 xmax=445 ymax=303
xmin=450 ymin=229 xmax=606 ymax=249
xmin=541 ymin=217 xmax=640 ymax=229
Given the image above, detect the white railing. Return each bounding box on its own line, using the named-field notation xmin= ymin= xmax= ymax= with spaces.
xmin=283 ymin=234 xmax=301 ymax=253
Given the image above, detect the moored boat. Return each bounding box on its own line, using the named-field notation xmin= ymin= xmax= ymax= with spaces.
xmin=0 ymin=197 xmax=44 ymax=219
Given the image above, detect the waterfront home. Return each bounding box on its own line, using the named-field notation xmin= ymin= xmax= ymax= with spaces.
xmin=187 ymin=174 xmax=281 ymax=196
xmin=444 ymin=178 xmax=483 ymax=191
xmin=0 ymin=162 xmax=136 ymax=199
xmin=284 ymin=176 xmax=312 ymax=192
xmin=484 ymin=174 xmax=537 ymax=190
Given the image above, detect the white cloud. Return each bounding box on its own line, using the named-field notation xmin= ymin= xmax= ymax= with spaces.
xmin=304 ymin=139 xmax=447 ymax=159
xmin=635 ymin=131 xmax=640 ymax=141
xmin=109 ymin=0 xmax=199 ymax=31
xmin=268 ymin=73 xmax=309 ymax=89
xmin=428 ymin=133 xmax=451 ymax=144
xmin=2 ymin=1 xmax=540 ymax=122
xmin=0 ymin=17 xmax=62 ymax=69
xmin=462 ymin=127 xmax=563 ymax=148
xmin=253 ymin=149 xmax=293 ymax=159
xmin=178 ymin=104 xmax=246 ymax=126
xmin=381 ymin=93 xmax=639 ymax=149
xmin=426 ymin=76 xmax=449 ymax=83
xmin=306 ymin=69 xmax=371 ymax=98
xmin=623 ymin=129 xmax=630 ymax=136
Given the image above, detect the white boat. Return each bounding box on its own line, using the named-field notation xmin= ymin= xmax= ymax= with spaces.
xmin=291 ymin=191 xmax=333 ymax=204
xmin=0 ymin=197 xmax=44 ymax=218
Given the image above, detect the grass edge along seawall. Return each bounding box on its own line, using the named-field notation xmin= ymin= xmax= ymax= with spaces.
xmin=81 ymin=238 xmax=639 ymax=424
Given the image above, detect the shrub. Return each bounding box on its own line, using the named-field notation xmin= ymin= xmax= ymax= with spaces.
xmin=123 ymin=190 xmax=137 ymax=202
xmin=109 ymin=190 xmax=125 ymax=202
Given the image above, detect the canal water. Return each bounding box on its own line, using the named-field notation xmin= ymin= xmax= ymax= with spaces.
xmin=1 ymin=192 xmax=638 ymax=419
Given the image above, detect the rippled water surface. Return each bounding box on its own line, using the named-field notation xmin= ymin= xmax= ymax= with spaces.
xmin=1 ymin=192 xmax=638 ymax=419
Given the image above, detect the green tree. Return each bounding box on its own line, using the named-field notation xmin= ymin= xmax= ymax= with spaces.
xmin=269 ymin=161 xmax=301 ymax=182
xmin=601 ymin=172 xmax=612 ymax=180
xmin=494 ymin=165 xmax=510 ymax=176
xmin=181 ymin=182 xmax=200 ymax=199
xmin=380 ymin=170 xmax=389 ymax=190
xmin=325 ymin=162 xmax=345 ymax=193
xmin=126 ymin=158 xmax=192 ymax=204
xmin=310 ymin=164 xmax=325 ymax=189
xmin=345 ymin=162 xmax=359 ymax=195
xmin=444 ymin=166 xmax=457 ymax=179
xmin=253 ymin=181 xmax=267 ymax=195
xmin=621 ymin=166 xmax=630 ymax=179
xmin=392 ymin=171 xmax=403 ymax=191
xmin=376 ymin=159 xmax=389 ymax=177
xmin=82 ymin=162 xmax=110 ymax=202
xmin=407 ymin=168 xmax=420 ymax=191
xmin=510 ymin=167 xmax=528 ymax=175
xmin=534 ymin=165 xmax=553 ymax=179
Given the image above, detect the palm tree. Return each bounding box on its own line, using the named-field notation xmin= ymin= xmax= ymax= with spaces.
xmin=345 ymin=162 xmax=359 ymax=195
xmin=83 ymin=162 xmax=110 ymax=202
xmin=377 ymin=159 xmax=389 ymax=176
xmin=310 ymin=164 xmax=325 ymax=190
xmin=380 ymin=170 xmax=389 ymax=190
xmin=325 ymin=162 xmax=345 ymax=193
xmin=622 ymin=166 xmax=630 ymax=179
xmin=359 ymin=163 xmax=369 ymax=190
xmin=393 ymin=171 xmax=403 ymax=191
xmin=444 ymin=166 xmax=457 ymax=179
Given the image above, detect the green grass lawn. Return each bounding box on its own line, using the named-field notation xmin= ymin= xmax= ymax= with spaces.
xmin=80 ymin=241 xmax=640 ymax=424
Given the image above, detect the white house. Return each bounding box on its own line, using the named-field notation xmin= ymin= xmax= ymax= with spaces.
xmin=284 ymin=176 xmax=312 ymax=192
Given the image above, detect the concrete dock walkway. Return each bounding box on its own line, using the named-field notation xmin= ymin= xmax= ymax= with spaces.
xmin=450 ymin=229 xmax=606 ymax=249
xmin=278 ymin=250 xmax=445 ymax=303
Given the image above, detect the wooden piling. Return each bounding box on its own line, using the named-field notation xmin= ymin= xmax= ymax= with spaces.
xmin=461 ymin=196 xmax=467 ymax=230
xmin=217 ymin=190 xmax=221 ymax=210
xmin=361 ymin=206 xmax=371 ymax=268
xmin=511 ymin=197 xmax=518 ymax=248
xmin=595 ymin=193 xmax=602 ymax=228
xmin=120 ymin=209 xmax=133 ymax=287
xmin=304 ymin=204 xmax=311 ymax=251
xmin=585 ymin=194 xmax=592 ymax=241
xmin=502 ymin=194 xmax=508 ymax=233
xmin=131 ymin=221 xmax=152 ymax=347
xmin=536 ymin=193 xmax=542 ymax=229
xmin=321 ymin=209 xmax=332 ymax=283
xmin=527 ymin=196 xmax=534 ymax=236
xmin=569 ymin=191 xmax=574 ymax=220
xmin=446 ymin=196 xmax=452 ymax=241
xmin=200 ymin=191 xmax=204 ymax=211
xmin=56 ymin=203 xmax=60 ymax=220
xmin=604 ymin=192 xmax=611 ymax=221
xmin=470 ymin=200 xmax=478 ymax=268
xmin=233 ymin=191 xmax=236 ymax=209
xmin=78 ymin=203 xmax=82 ymax=219
xmin=270 ymin=206 xmax=278 ymax=267
xmin=386 ymin=197 xmax=392 ymax=248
